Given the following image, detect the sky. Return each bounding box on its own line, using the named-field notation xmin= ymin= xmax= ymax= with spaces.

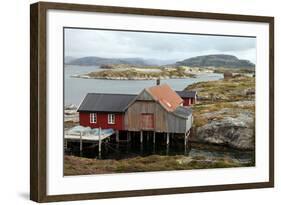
xmin=64 ymin=28 xmax=256 ymax=64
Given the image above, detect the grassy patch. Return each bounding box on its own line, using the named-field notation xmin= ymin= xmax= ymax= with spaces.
xmin=191 ymin=101 xmax=254 ymax=128
xmin=185 ymin=76 xmax=255 ymax=129
xmin=186 ymin=76 xmax=255 ymax=102
xmin=64 ymin=154 xmax=248 ymax=176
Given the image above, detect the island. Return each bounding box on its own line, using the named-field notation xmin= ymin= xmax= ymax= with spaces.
xmin=71 ymin=66 xmax=196 ymax=80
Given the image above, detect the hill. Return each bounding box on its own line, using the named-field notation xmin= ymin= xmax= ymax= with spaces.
xmin=67 ymin=56 xmax=151 ymax=66
xmin=176 ymin=54 xmax=255 ymax=69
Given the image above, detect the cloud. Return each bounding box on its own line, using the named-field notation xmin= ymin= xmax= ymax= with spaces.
xmin=65 ymin=28 xmax=256 ymax=63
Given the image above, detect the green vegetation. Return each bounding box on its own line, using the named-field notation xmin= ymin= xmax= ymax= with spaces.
xmin=64 ymin=154 xmax=248 ymax=175
xmin=192 ymin=101 xmax=255 ymax=128
xmin=185 ymin=76 xmax=255 ymax=102
xmin=213 ymin=67 xmax=255 ymax=74
xmin=185 ymin=76 xmax=255 ymax=128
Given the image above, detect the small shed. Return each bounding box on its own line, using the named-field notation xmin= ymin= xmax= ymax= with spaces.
xmin=176 ymin=90 xmax=197 ymax=106
xmin=224 ymin=71 xmax=233 ymax=79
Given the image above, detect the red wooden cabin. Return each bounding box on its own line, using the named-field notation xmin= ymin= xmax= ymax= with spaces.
xmin=77 ymin=93 xmax=136 ymax=130
xmin=176 ymin=91 xmax=197 ymax=106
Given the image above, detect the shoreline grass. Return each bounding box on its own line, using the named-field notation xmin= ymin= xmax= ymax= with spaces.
xmin=64 ymin=154 xmax=252 ymax=176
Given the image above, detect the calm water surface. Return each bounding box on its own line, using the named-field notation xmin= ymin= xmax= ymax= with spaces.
xmin=66 ymin=137 xmax=253 ymax=164
xmin=64 ymin=65 xmax=223 ymax=105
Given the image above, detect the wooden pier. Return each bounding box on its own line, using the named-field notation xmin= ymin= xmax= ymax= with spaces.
xmin=64 ymin=126 xmax=115 ymax=157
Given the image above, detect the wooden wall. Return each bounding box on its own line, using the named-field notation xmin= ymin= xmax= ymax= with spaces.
xmin=124 ymin=90 xmax=191 ymax=133
xmin=79 ymin=112 xmax=124 ymax=130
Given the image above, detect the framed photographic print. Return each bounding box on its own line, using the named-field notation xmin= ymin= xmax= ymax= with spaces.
xmin=30 ymin=1 xmax=274 ymax=202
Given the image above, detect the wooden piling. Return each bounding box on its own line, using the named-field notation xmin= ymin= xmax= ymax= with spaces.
xmin=127 ymin=131 xmax=131 ymax=142
xmin=64 ymin=140 xmax=67 ymax=149
xmin=79 ymin=131 xmax=83 ymax=152
xmin=98 ymin=127 xmax=102 ymax=158
xmin=166 ymin=133 xmax=170 ymax=155
xmin=185 ymin=131 xmax=190 ymax=148
xmin=153 ymin=131 xmax=156 ymax=144
xmin=184 ymin=131 xmax=190 ymax=154
xmin=166 ymin=132 xmax=170 ymax=145
xmin=140 ymin=131 xmax=143 ymax=144
xmin=116 ymin=130 xmax=119 ymax=143
xmin=184 ymin=132 xmax=187 ymax=148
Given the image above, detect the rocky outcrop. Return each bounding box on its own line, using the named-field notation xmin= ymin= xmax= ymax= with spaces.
xmin=193 ymin=108 xmax=255 ymax=150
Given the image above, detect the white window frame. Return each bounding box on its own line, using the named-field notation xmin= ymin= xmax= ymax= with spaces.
xmin=108 ymin=114 xmax=115 ymax=124
xmin=90 ymin=113 xmax=97 ymax=123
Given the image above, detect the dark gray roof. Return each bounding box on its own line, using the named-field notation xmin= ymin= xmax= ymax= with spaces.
xmin=176 ymin=90 xmax=197 ymax=98
xmin=173 ymin=106 xmax=192 ymax=119
xmin=78 ymin=93 xmax=137 ymax=113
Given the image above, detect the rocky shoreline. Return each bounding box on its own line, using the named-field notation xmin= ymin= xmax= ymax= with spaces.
xmin=187 ymin=76 xmax=255 ymax=150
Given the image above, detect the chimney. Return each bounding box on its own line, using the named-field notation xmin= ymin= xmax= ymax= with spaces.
xmin=156 ymin=78 xmax=160 ymax=86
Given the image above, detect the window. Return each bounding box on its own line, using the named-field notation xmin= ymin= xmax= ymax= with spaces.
xmin=108 ymin=114 xmax=115 ymax=124
xmin=90 ymin=113 xmax=97 ymax=123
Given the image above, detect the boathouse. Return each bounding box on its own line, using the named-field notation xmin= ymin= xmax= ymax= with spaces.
xmin=124 ymin=84 xmax=192 ymax=134
xmin=77 ymin=84 xmax=193 ymax=144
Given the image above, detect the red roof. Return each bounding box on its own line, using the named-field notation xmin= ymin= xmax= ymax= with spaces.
xmin=146 ymin=84 xmax=183 ymax=112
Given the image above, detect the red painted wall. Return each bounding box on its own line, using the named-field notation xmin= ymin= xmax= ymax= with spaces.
xmin=79 ymin=112 xmax=124 ymax=130
xmin=182 ymin=97 xmax=196 ymax=106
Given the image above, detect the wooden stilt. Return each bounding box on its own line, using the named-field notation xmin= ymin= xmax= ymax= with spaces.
xmin=184 ymin=131 xmax=190 ymax=154
xmin=127 ymin=131 xmax=131 ymax=142
xmin=166 ymin=133 xmax=170 ymax=155
xmin=79 ymin=131 xmax=83 ymax=152
xmin=64 ymin=139 xmax=68 ymax=149
xmin=140 ymin=131 xmax=143 ymax=154
xmin=105 ymin=139 xmax=108 ymax=153
xmin=98 ymin=128 xmax=102 ymax=158
xmin=184 ymin=132 xmax=187 ymax=148
xmin=152 ymin=132 xmax=156 ymax=153
xmin=166 ymin=144 xmax=169 ymax=155
xmin=116 ymin=130 xmax=119 ymax=143
xmin=166 ymin=133 xmax=170 ymax=145
xmin=140 ymin=131 xmax=143 ymax=144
